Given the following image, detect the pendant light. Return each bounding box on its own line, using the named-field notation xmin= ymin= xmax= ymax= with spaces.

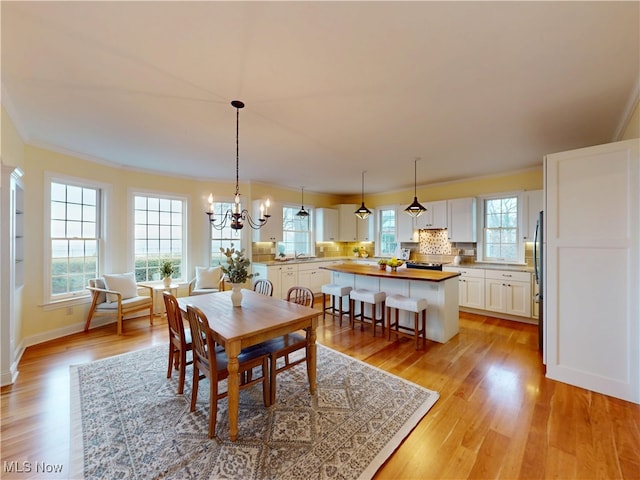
xmin=296 ymin=186 xmax=309 ymax=217
xmin=354 ymin=170 xmax=372 ymax=220
xmin=404 ymin=157 xmax=427 ymax=217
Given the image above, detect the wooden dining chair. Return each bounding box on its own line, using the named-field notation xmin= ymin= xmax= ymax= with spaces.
xmin=253 ymin=279 xmax=274 ymax=296
xmin=262 ymin=286 xmax=314 ymax=405
xmin=185 ymin=304 xmax=271 ymax=439
xmin=163 ymin=292 xmax=192 ymax=394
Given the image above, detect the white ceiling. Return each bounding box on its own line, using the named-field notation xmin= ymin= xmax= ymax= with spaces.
xmin=2 ymin=1 xmax=638 ymax=195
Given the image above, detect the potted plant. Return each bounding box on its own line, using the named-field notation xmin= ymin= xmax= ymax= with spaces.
xmin=352 ymin=246 xmax=360 ymax=257
xmin=160 ymin=261 xmax=174 ymax=287
xmin=220 ymin=244 xmax=256 ymax=307
xmin=377 ymin=258 xmax=388 ymax=270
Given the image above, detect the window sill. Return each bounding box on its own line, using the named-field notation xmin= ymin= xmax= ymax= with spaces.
xmin=41 ymin=295 xmax=91 ymax=311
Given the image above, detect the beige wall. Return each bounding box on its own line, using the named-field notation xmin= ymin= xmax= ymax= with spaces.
xmin=621 ymin=99 xmax=640 ymax=141
xmin=342 ymin=168 xmax=543 ymax=207
xmin=1 ymin=107 xmax=25 ymax=169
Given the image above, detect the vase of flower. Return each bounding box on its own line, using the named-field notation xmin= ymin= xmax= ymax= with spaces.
xmin=220 ymin=243 xmax=256 ymax=308
xmin=160 ymin=261 xmax=174 ymax=287
xmin=230 ymin=283 xmax=243 ymax=307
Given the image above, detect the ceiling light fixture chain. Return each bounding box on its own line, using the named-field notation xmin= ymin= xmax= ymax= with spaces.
xmin=354 ymin=170 xmax=372 ymax=220
xmin=404 ymin=157 xmax=427 ymax=217
xmin=206 ymin=100 xmax=271 ymax=230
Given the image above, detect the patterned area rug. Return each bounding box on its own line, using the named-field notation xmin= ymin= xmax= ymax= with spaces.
xmin=70 ymin=344 xmax=438 ymax=480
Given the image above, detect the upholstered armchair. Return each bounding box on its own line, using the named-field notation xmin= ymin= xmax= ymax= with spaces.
xmin=84 ymin=273 xmax=154 ymax=335
xmin=188 ymin=266 xmax=226 ymax=296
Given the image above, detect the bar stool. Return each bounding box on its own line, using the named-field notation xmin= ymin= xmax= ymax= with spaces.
xmin=349 ymin=289 xmax=386 ymax=337
xmin=385 ymin=294 xmax=428 ymax=350
xmin=321 ymin=284 xmax=352 ymax=326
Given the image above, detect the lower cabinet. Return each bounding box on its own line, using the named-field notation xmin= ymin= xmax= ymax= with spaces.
xmin=444 ymin=267 xmax=485 ymax=309
xmin=253 ymin=260 xmax=339 ymax=300
xmin=445 ymin=266 xmax=533 ymax=319
xmin=280 ymin=264 xmax=298 ymax=299
xmin=484 ymin=270 xmax=531 ymax=318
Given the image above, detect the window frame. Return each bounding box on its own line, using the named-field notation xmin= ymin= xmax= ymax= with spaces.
xmin=130 ymin=190 xmax=188 ymax=283
xmin=281 ymin=204 xmax=314 ymax=256
xmin=43 ymin=172 xmax=109 ymax=305
xmin=208 ymin=199 xmax=246 ymax=268
xmin=477 ymin=191 xmax=525 ymax=264
xmin=376 ymin=205 xmax=397 ymax=257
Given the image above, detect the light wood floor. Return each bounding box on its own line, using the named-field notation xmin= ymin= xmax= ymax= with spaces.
xmin=2 ymin=309 xmax=639 ymax=479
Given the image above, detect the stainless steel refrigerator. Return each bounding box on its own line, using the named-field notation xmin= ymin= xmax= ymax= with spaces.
xmin=533 ymin=210 xmax=543 ymax=355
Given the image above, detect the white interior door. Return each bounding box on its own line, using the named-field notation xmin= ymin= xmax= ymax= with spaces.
xmin=545 ymin=139 xmax=639 ymax=404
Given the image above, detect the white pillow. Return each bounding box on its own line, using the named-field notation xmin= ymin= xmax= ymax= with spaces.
xmin=103 ymin=273 xmax=138 ymax=303
xmin=195 ymin=266 xmax=222 ymax=289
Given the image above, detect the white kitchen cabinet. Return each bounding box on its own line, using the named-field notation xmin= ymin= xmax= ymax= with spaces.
xmin=298 ymin=262 xmax=326 ymax=294
xmin=279 ymin=264 xmax=298 ymax=299
xmin=444 ymin=266 xmax=485 ymax=309
xmin=252 ymin=263 xmax=283 ymax=298
xmin=252 ymin=200 xmax=283 ymax=242
xmin=414 ymin=200 xmax=448 ymax=230
xmin=337 ymin=204 xmax=358 ymax=241
xmin=356 ymin=210 xmax=375 ymax=241
xmin=397 ymin=207 xmax=418 ymax=242
xmin=447 ymin=197 xmax=477 ymax=243
xmin=523 ymin=190 xmax=543 ymax=241
xmin=484 ymin=269 xmax=531 ymax=318
xmin=315 ymin=208 xmax=339 ymax=242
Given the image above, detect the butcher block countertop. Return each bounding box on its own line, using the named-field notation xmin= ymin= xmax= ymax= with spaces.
xmin=321 ymin=263 xmax=461 ymax=282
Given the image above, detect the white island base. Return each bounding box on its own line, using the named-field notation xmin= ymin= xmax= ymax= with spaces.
xmin=329 ymin=268 xmax=459 ymax=343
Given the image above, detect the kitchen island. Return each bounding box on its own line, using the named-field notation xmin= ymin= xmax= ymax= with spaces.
xmin=321 ymin=263 xmax=461 ymax=343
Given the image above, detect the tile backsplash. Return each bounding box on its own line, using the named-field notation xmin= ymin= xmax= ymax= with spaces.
xmin=418 ymin=229 xmax=452 ymax=255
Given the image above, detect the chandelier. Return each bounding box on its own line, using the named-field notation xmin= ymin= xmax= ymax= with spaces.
xmin=404 ymin=157 xmax=427 ymax=217
xmin=206 ymin=100 xmax=271 ymax=230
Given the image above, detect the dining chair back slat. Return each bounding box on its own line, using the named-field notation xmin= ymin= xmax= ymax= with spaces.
xmin=253 ymin=279 xmax=274 ymax=296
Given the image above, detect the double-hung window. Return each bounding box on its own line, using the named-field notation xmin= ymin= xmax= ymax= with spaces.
xmin=133 ymin=194 xmax=186 ymax=282
xmin=479 ymin=193 xmax=523 ymax=263
xmin=209 ymin=201 xmax=243 ymax=267
xmin=281 ymin=206 xmax=313 ymax=255
xmin=48 ymin=178 xmax=101 ymax=301
xmin=377 ymin=207 xmax=397 ymax=256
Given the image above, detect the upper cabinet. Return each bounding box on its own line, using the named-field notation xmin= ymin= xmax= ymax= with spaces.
xmin=523 ymin=190 xmax=543 ymax=241
xmin=396 ymin=207 xmax=418 ymax=242
xmin=315 ymin=208 xmax=339 ymax=242
xmin=337 ymin=204 xmax=358 ymax=241
xmin=356 ymin=210 xmax=374 ymax=241
xmin=447 ymin=197 xmax=477 ymax=243
xmin=414 ymin=200 xmax=448 ymax=230
xmin=252 ymin=200 xmax=283 ymax=242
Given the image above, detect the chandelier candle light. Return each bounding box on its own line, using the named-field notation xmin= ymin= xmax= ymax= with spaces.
xmin=206 ymin=100 xmax=271 ymax=230
xmin=404 ymin=157 xmax=427 ymax=217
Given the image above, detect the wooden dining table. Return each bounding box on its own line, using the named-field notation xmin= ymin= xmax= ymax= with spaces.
xmin=177 ymin=289 xmax=320 ymax=441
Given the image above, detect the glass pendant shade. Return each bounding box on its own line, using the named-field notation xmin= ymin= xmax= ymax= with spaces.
xmin=405 ymin=196 xmax=427 ymax=217
xmin=404 ymin=158 xmax=427 ymax=217
xmin=355 ymin=202 xmax=372 ymax=220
